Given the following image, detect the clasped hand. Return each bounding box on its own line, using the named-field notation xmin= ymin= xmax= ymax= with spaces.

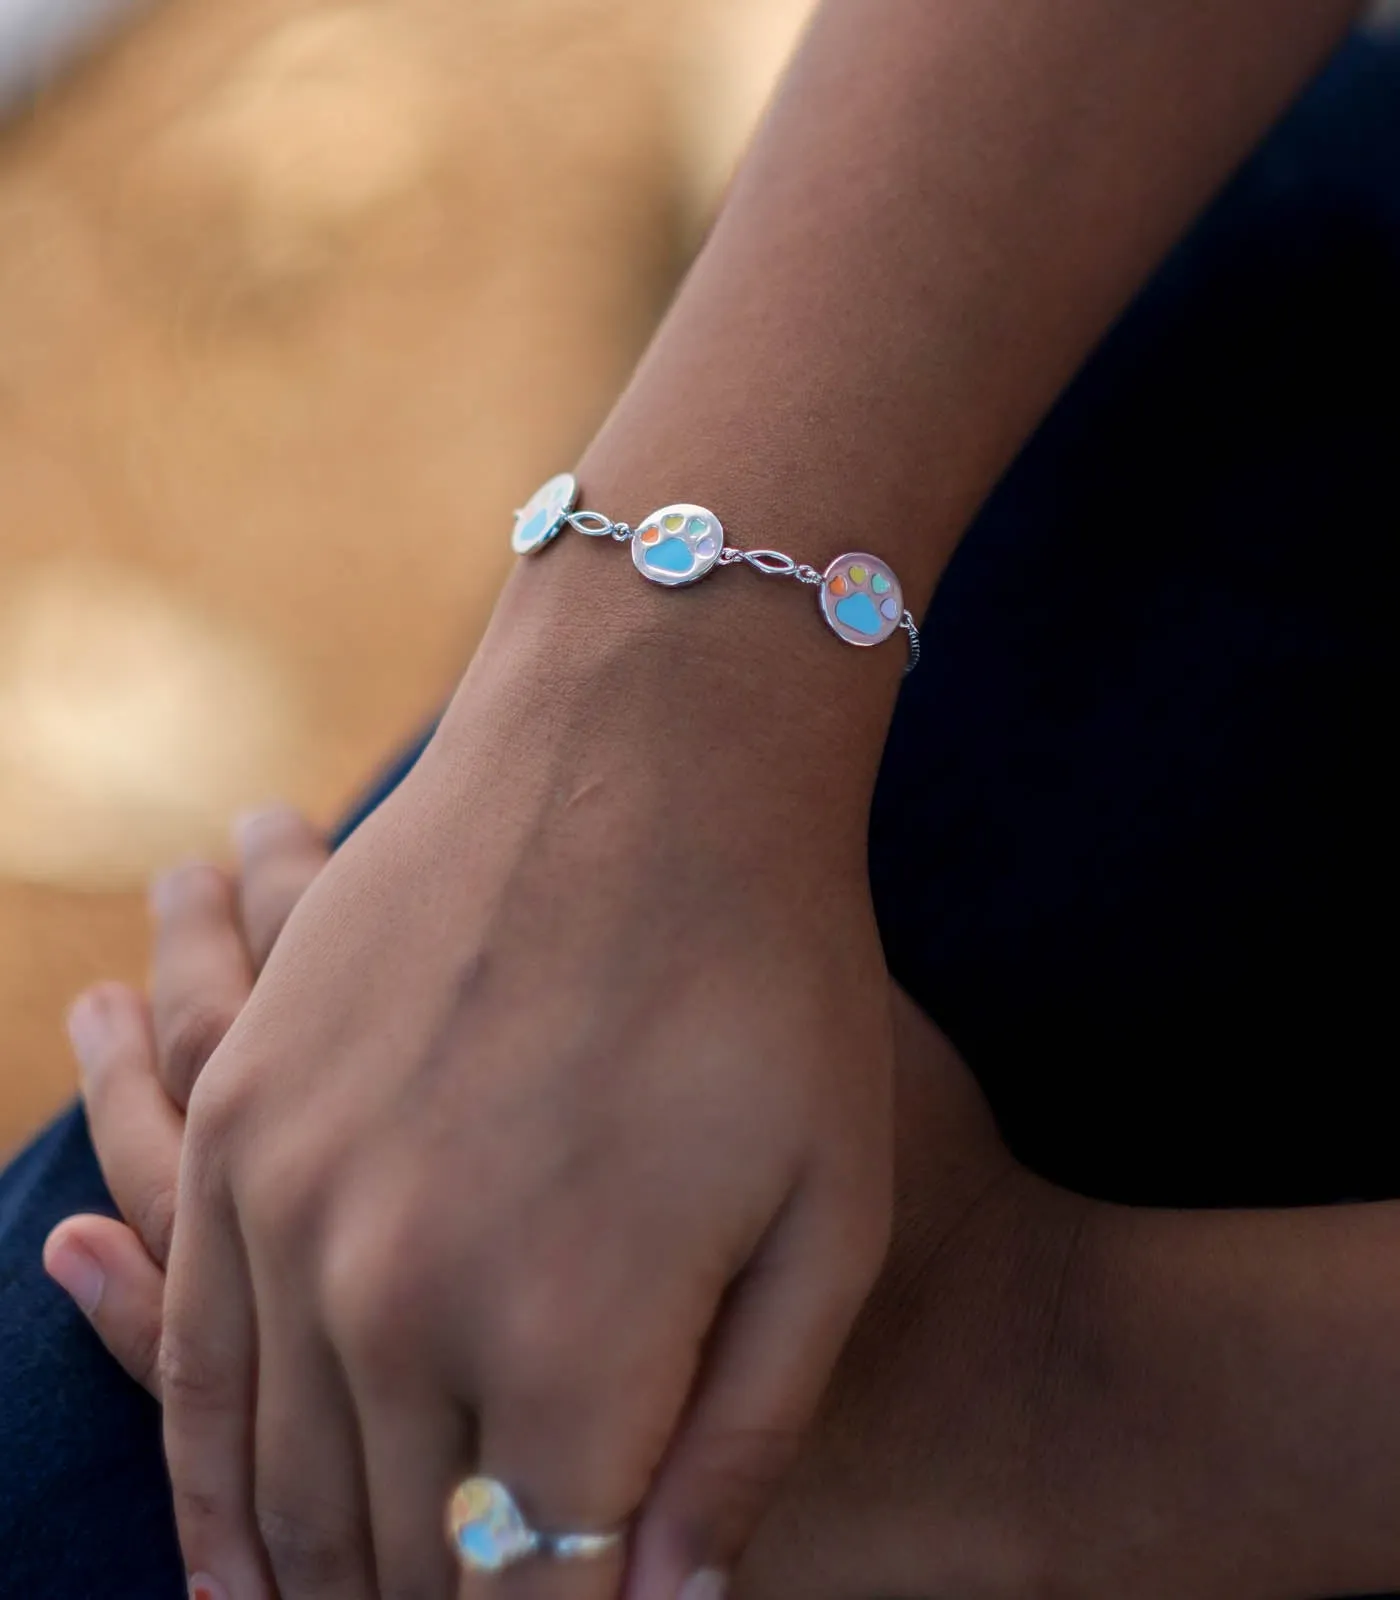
xmin=95 ymin=667 xmax=895 ymax=1600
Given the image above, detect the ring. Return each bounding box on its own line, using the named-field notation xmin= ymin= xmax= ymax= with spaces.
xmin=447 ymin=1477 xmax=624 ymax=1572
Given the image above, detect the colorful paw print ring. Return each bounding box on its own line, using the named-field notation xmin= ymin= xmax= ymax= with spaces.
xmin=508 ymin=473 xmax=920 ymax=671
xmin=448 ymin=1477 xmax=623 ymax=1572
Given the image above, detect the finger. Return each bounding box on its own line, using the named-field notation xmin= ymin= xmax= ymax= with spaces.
xmin=44 ymin=1215 xmax=166 ymax=1396
xmin=250 ymin=1296 xmax=378 ymax=1600
xmin=68 ymin=983 xmax=184 ymax=1264
xmin=346 ymin=1374 xmax=467 ymax=1599
xmin=233 ymin=806 xmax=330 ymax=971
xmin=162 ymin=1148 xmax=272 ymax=1600
xmin=339 ymin=1344 xmax=470 ymax=1593
xmin=627 ymin=1184 xmax=886 ymax=1600
xmin=462 ymin=1220 xmax=732 ymax=1600
xmin=149 ymin=862 xmax=254 ymax=1109
xmin=471 ymin=1347 xmax=643 ymax=1600
xmin=324 ymin=1194 xmax=473 ymax=1598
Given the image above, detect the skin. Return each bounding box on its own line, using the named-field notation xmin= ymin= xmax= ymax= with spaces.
xmin=48 ymin=1 xmax=1382 ymax=1597
xmin=49 ymin=812 xmax=1400 ymax=1597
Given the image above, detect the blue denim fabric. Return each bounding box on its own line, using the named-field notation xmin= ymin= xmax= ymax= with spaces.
xmin=2 ymin=32 xmax=1397 ymax=1597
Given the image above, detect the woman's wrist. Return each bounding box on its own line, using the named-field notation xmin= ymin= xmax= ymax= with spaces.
xmin=441 ymin=479 xmax=909 ymax=854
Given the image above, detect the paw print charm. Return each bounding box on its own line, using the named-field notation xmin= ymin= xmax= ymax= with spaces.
xmin=819 ymin=553 xmax=904 ymax=646
xmin=632 ymin=504 xmax=724 ymax=587
xmin=511 ymin=472 xmax=579 ymax=555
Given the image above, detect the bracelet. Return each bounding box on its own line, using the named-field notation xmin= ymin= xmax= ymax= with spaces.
xmin=510 ymin=473 xmax=921 ymax=671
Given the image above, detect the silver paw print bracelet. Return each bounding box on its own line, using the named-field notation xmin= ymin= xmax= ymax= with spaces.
xmin=511 ymin=473 xmax=921 ymax=671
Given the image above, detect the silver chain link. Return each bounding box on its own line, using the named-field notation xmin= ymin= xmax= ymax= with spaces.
xmin=565 ymin=511 xmax=635 ymax=542
xmin=718 ymin=546 xmax=822 ymax=584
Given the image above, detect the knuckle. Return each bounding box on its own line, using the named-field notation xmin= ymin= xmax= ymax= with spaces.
xmin=320 ymin=1216 xmax=429 ymax=1366
xmin=170 ymin=1480 xmax=229 ymax=1534
xmin=155 ymin=860 xmax=230 ymax=920
xmin=491 ymin=1277 xmax=582 ymax=1385
xmin=185 ymin=1062 xmax=264 ymax=1166
xmin=256 ymin=1502 xmax=360 ymax=1594
xmin=322 ymin=1269 xmax=388 ymax=1365
xmin=157 ymin=1331 xmax=237 ymax=1416
xmin=161 ymin=1001 xmax=238 ymax=1100
xmin=240 ymin=1139 xmax=329 ymax=1248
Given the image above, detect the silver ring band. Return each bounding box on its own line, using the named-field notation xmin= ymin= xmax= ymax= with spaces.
xmin=540 ymin=1530 xmax=624 ymax=1562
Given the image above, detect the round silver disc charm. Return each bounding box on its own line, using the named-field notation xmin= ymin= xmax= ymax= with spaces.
xmin=819 ymin=552 xmax=904 ymax=647
xmin=631 ymin=504 xmax=724 ymax=587
xmin=512 ymin=472 xmax=579 ymax=556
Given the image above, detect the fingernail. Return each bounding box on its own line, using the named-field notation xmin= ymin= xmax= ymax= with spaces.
xmin=66 ymin=990 xmax=112 ymax=1068
xmin=188 ymin=1576 xmax=229 ymax=1600
xmin=679 ymin=1573 xmax=729 ymax=1600
xmin=45 ymin=1239 xmax=105 ymax=1315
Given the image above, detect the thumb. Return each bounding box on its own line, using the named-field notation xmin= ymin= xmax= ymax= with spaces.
xmin=45 ymin=1215 xmax=167 ymax=1396
xmin=626 ymin=1181 xmax=887 ymax=1600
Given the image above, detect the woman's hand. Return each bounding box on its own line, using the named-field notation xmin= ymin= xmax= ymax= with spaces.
xmin=57 ymin=868 xmax=1003 ymax=1600
xmin=139 ymin=612 xmax=895 ymax=1600
xmin=44 ymin=835 xmax=1084 ymax=1600
xmin=52 ymin=826 xmax=1400 ymax=1599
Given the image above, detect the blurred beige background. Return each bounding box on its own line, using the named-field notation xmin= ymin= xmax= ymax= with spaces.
xmin=0 ymin=0 xmax=812 ymax=1151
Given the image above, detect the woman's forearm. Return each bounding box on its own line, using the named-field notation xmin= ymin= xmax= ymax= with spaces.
xmin=588 ymin=0 xmax=1361 ymax=594
xmin=472 ymin=0 xmax=1360 ymax=826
